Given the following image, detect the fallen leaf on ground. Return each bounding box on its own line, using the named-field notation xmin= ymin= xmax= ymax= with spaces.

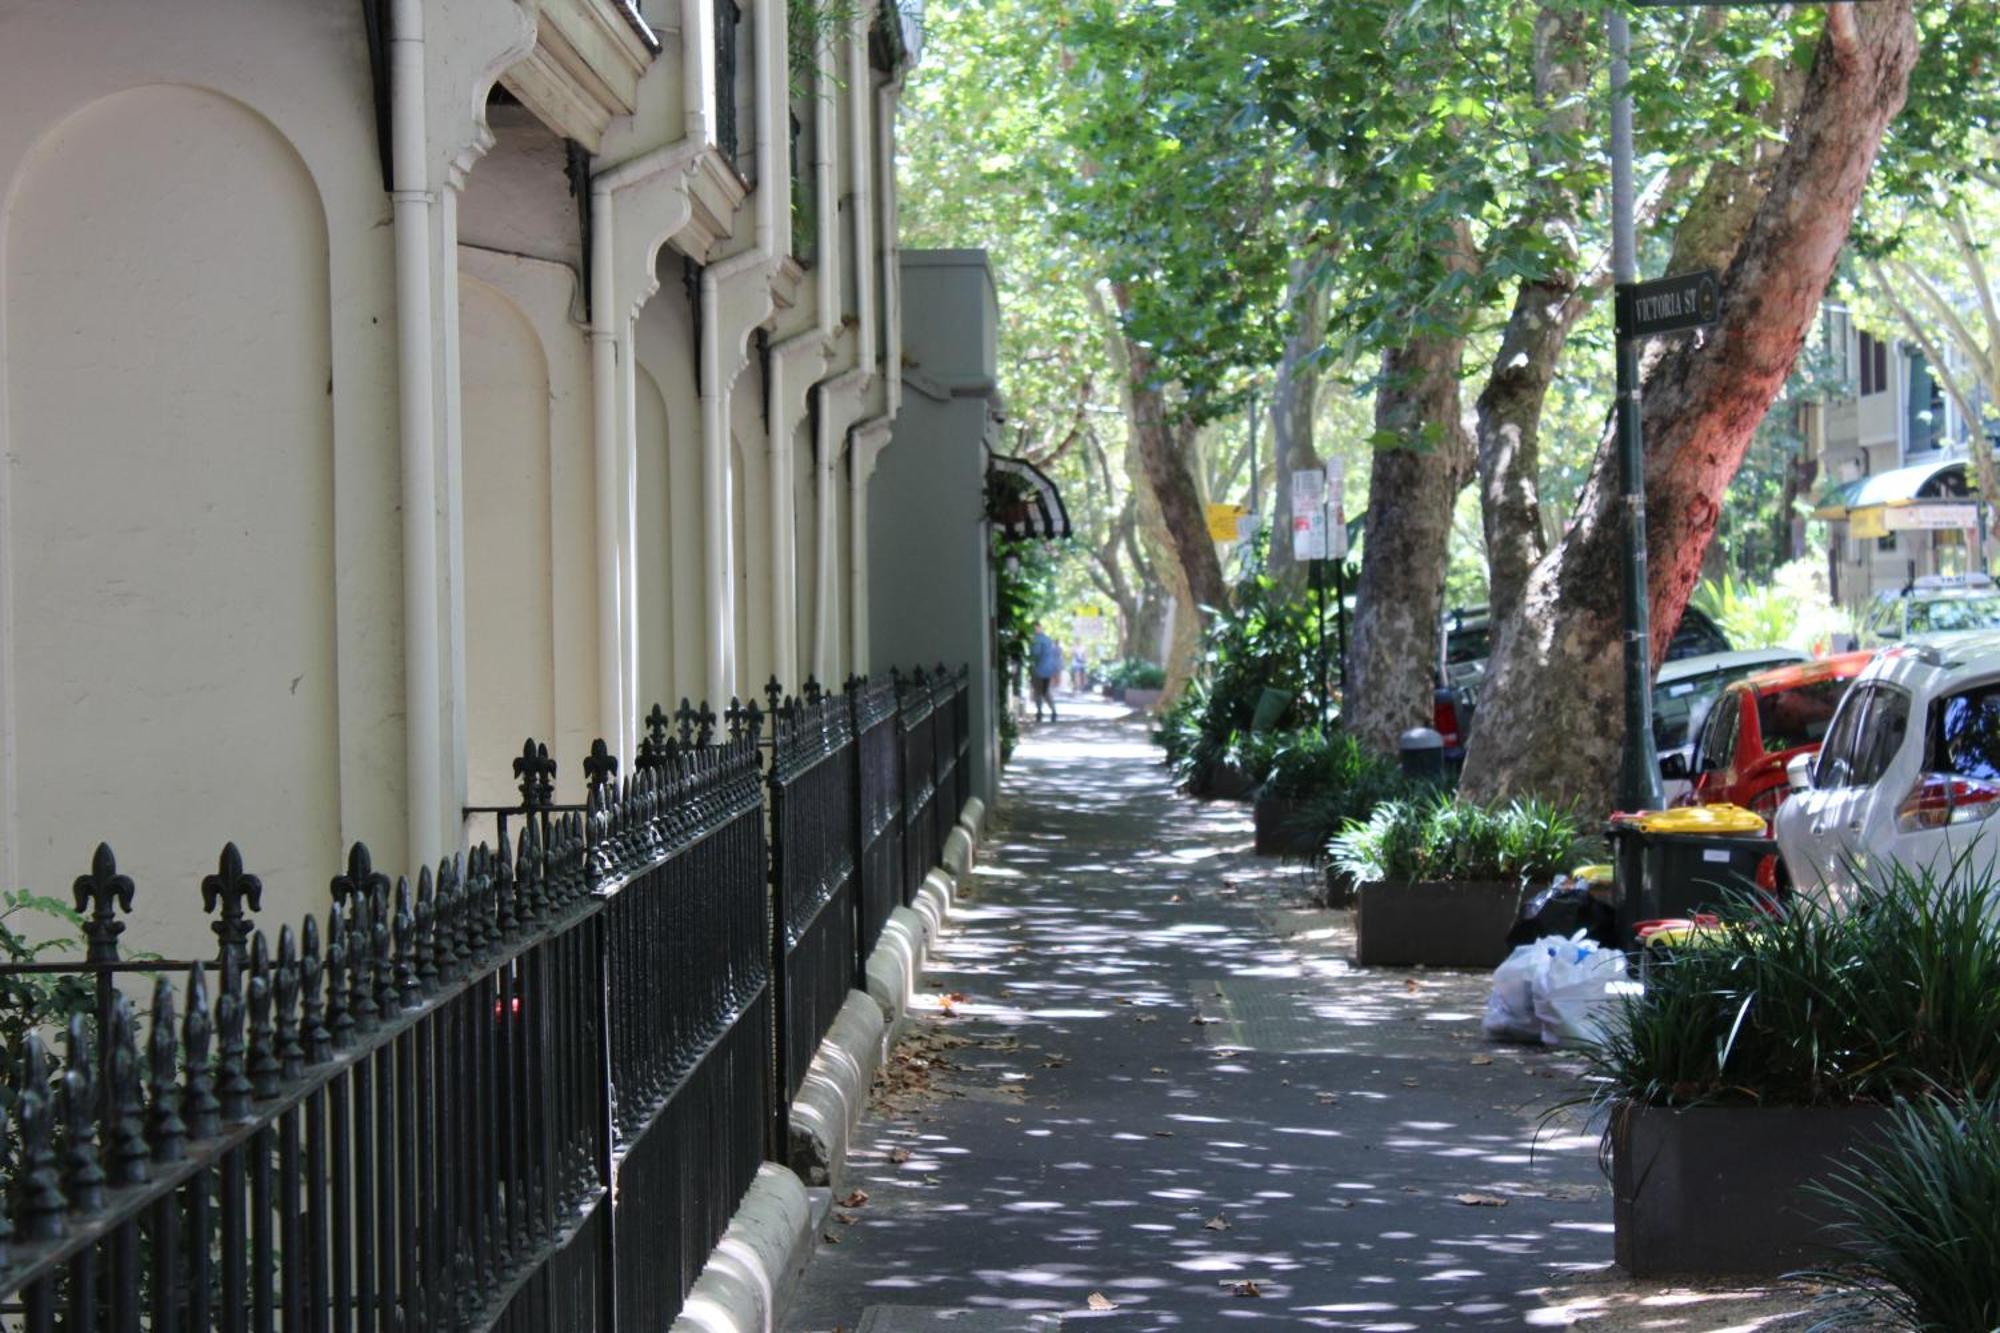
xmin=888 ymin=1148 xmax=912 ymax=1164
xmin=1150 ymin=1066 xmax=1168 ymax=1074
xmin=1315 ymin=1092 xmax=1340 ymax=1105
xmin=1151 ymin=1129 xmax=1175 ymax=1137
xmin=1404 ymin=978 xmax=1420 ymax=992
xmin=834 ymin=1211 xmax=857 ymax=1225
xmin=1190 ymin=1015 xmax=1220 ymax=1026
xmin=822 ymin=1232 xmax=841 ymax=1244
xmin=1203 ymin=1214 xmax=1230 ymax=1231
xmin=1453 ymin=1193 xmax=1509 ymax=1207
xmin=1086 ymin=1292 xmax=1116 ymax=1311
xmin=1401 ymin=1077 xmax=1420 ymax=1087
xmin=941 ymin=992 xmax=969 ymax=1005
xmin=1230 ymin=1281 xmax=1262 ymax=1297
xmin=1005 ymin=1116 xmax=1022 ymax=1124
xmin=1136 ymin=1014 xmax=1158 ymax=1024
xmin=839 ymin=1190 xmax=869 ymax=1208
xmin=1469 ymin=1056 xmax=1494 ymax=1066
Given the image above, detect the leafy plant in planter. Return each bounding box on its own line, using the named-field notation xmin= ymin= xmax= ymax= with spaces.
xmin=1330 ymin=796 xmax=1583 ymax=968
xmin=1579 ymin=860 xmax=2000 ymax=1278
xmin=1252 ymin=730 xmax=1415 ymax=862
xmin=1329 ymin=795 xmax=1581 ymax=885
xmin=1806 ymin=1089 xmax=2000 ymax=1331
xmin=1151 ymin=538 xmax=1339 ymax=796
xmin=1582 ymin=862 xmax=2000 ymax=1109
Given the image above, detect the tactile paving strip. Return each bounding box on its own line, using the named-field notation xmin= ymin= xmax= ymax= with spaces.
xmin=857 ymin=1308 xmax=1058 ymax=1332
xmin=1191 ymin=977 xmax=1344 ymax=1053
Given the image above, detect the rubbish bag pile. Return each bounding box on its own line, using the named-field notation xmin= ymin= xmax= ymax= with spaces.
xmin=1482 ymin=931 xmax=1638 ymax=1047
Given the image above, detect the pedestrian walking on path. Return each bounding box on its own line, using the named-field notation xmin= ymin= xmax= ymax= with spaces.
xmin=1028 ymin=625 xmax=1061 ymax=722
xmin=782 ymin=699 xmax=1639 ymax=1332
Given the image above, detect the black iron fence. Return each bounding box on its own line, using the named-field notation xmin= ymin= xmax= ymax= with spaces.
xmin=764 ymin=680 xmax=856 ymax=1118
xmin=0 ymin=667 xmax=970 ymax=1330
xmin=896 ymin=671 xmax=940 ymax=908
xmin=851 ymin=675 xmax=904 ymax=972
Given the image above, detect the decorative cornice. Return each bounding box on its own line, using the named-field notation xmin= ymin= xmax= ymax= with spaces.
xmin=677 ymin=149 xmax=751 ymax=262
xmin=499 ymin=0 xmax=656 ymax=151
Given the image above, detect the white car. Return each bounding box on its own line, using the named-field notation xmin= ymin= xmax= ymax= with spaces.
xmin=1774 ymin=632 xmax=2000 ymax=898
xmin=1852 ymin=573 xmax=2000 ymax=649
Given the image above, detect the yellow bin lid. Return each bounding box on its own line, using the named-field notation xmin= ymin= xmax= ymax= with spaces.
xmin=1631 ymin=804 xmax=1767 ymax=836
xmin=1572 ymin=864 xmax=1615 ymax=885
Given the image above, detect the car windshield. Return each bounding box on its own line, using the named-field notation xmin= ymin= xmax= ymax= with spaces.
xmin=1445 ymin=627 xmax=1490 ymax=666
xmin=1654 ymin=662 xmax=1782 ymax=750
xmin=1908 ymin=595 xmax=2000 ymax=635
xmin=1928 ymin=684 xmax=2000 ymax=781
xmin=1755 ymin=677 xmax=1851 ymax=754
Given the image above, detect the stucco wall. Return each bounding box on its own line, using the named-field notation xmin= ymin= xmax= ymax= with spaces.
xmin=869 ymin=251 xmax=1001 ymax=804
xmin=0 ymin=5 xmax=411 ymax=959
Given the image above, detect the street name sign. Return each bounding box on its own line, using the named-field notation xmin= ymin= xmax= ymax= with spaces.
xmin=1620 ymin=269 xmax=1720 ymax=339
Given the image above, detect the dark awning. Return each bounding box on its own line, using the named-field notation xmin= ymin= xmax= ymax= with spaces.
xmin=1813 ymin=458 xmax=1973 ymax=518
xmin=987 ymin=453 xmax=1072 ymax=541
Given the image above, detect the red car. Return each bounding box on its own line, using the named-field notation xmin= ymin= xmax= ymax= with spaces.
xmin=1675 ymin=651 xmax=1876 ymax=824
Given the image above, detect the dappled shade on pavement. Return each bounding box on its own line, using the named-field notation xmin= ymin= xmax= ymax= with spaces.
xmin=782 ymin=700 xmax=1613 ymax=1332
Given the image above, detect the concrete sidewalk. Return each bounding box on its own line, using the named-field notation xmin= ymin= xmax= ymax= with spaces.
xmin=780 ymin=702 xmax=1829 ymax=1331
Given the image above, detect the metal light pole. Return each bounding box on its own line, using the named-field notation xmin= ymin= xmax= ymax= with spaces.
xmin=1610 ymin=8 xmax=1664 ymax=813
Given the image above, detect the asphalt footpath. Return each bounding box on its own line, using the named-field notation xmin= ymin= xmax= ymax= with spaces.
xmin=778 ymin=699 xmax=1646 ymax=1332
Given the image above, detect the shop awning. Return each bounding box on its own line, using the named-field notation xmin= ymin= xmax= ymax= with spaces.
xmin=987 ymin=453 xmax=1072 ymax=541
xmin=1812 ymin=458 xmax=1975 ymax=519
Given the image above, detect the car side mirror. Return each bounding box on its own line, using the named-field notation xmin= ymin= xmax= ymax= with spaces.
xmin=1786 ymin=752 xmax=1817 ymax=792
xmin=1659 ymin=752 xmax=1689 ymax=780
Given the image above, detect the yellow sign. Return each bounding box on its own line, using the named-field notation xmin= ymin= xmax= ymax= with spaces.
xmin=1205 ymin=503 xmax=1249 ymax=541
xmin=1848 ymin=506 xmax=1888 ymax=541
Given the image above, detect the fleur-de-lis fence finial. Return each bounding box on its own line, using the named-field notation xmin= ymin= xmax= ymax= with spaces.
xmin=201 ymin=842 xmax=263 ymax=970
xmin=514 ymin=739 xmax=556 ymax=810
xmin=584 ymin=737 xmax=619 ymax=794
xmin=73 ymin=842 xmax=135 ymax=965
xmin=639 ymin=702 xmax=673 ymax=770
xmin=330 ymin=842 xmax=390 ymax=914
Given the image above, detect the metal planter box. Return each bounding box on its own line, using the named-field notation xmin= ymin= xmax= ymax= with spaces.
xmin=1611 ymin=1102 xmax=1890 ymax=1276
xmin=1252 ymin=795 xmax=1322 ymax=858
xmin=1354 ymin=879 xmax=1524 ymax=968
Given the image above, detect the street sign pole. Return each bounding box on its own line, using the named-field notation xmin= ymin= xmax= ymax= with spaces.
xmin=1610 ymin=8 xmax=1664 ymax=814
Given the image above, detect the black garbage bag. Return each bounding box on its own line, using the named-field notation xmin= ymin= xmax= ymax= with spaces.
xmin=1508 ymin=882 xmax=1618 ymax=949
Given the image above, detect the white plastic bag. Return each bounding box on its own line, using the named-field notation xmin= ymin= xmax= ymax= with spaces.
xmin=1532 ymin=934 xmax=1632 ymax=1047
xmin=1481 ymin=941 xmax=1548 ymax=1044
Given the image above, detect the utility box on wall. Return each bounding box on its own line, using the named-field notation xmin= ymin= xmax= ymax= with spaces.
xmin=870 ymin=250 xmax=1002 ymax=805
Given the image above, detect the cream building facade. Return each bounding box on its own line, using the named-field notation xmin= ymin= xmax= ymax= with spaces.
xmin=0 ymin=0 xmax=918 ymax=962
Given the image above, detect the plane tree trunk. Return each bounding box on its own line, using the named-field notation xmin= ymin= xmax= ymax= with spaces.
xmin=1459 ymin=0 xmax=1919 ymax=808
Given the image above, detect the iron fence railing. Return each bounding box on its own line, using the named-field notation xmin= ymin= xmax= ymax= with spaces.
xmin=851 ymin=675 xmax=904 ymax=972
xmin=896 ymin=669 xmax=940 ymax=908
xmin=763 ymin=679 xmax=856 ymax=1118
xmin=0 ymin=667 xmax=969 ymax=1329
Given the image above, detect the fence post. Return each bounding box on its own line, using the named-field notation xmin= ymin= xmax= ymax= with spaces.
xmin=845 ymin=675 xmax=867 ymax=990
xmin=761 ymin=683 xmax=790 ymax=1162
